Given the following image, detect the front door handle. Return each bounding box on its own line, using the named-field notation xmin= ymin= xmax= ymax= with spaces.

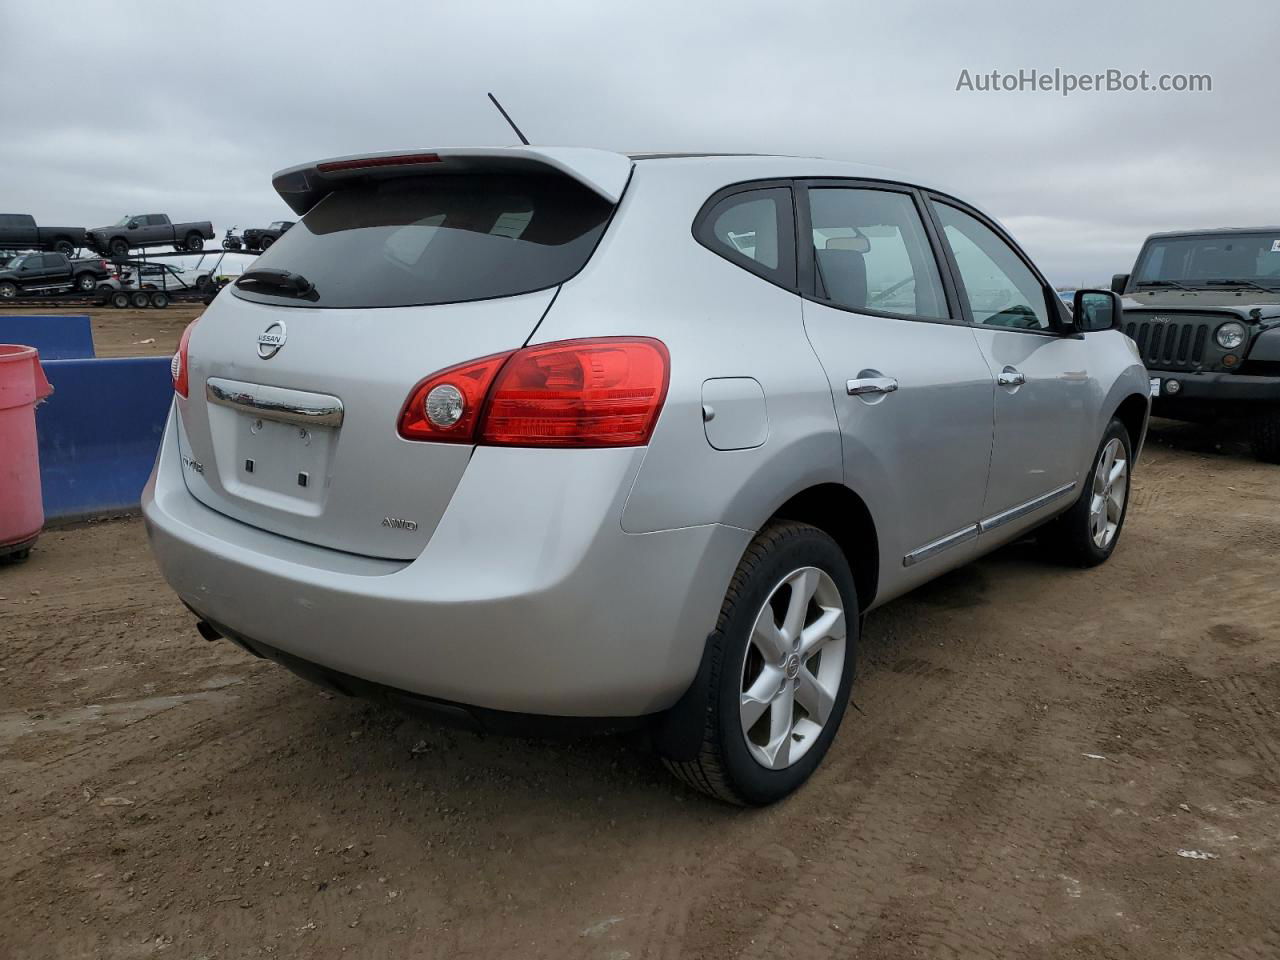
xmin=997 ymin=367 xmax=1026 ymax=388
xmin=847 ymin=376 xmax=899 ymax=396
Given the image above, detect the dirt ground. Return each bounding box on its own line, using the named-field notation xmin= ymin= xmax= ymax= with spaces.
xmin=0 ymin=304 xmax=201 ymax=359
xmin=2 ymin=419 xmax=1279 ymax=960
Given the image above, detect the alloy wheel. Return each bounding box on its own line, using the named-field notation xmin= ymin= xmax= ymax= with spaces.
xmin=739 ymin=566 xmax=846 ymax=770
xmin=1089 ymin=437 xmax=1128 ymax=549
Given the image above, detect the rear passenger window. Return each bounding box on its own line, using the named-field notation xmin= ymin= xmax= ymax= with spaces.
xmin=696 ymin=187 xmax=796 ymax=288
xmin=805 ymin=188 xmax=947 ymax=319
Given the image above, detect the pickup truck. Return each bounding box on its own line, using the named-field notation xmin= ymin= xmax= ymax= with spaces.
xmin=87 ymin=214 xmax=215 ymax=257
xmin=242 ymin=220 xmax=295 ymax=251
xmin=0 ymin=214 xmax=87 ymax=256
xmin=0 ymin=252 xmax=114 ymax=299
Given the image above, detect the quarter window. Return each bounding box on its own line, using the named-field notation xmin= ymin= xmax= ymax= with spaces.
xmin=696 ymin=187 xmax=796 ymax=288
xmin=934 ymin=203 xmax=1051 ymax=330
xmin=805 ymin=188 xmax=947 ymax=319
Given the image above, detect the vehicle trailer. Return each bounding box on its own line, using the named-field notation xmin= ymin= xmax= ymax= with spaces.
xmin=0 ymin=214 xmax=88 ymax=256
xmin=1114 ymin=226 xmax=1280 ymax=462
xmin=87 ymin=214 xmax=215 ymax=257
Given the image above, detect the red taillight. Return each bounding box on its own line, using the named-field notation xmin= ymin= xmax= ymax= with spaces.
xmin=317 ymin=153 xmax=442 ymax=174
xmin=171 ymin=320 xmax=197 ymax=398
xmin=397 ymin=338 xmax=670 ymax=448
xmin=398 ymin=351 xmax=514 ymax=442
xmin=482 ymin=338 xmax=670 ymax=447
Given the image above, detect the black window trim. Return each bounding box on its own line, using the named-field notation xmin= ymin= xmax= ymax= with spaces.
xmin=692 ymin=179 xmax=799 ymax=293
xmin=922 ymin=191 xmax=1073 ymax=338
xmin=793 ymin=178 xmax=966 ymax=327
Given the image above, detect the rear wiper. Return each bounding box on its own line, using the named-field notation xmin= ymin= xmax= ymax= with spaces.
xmin=236 ymin=268 xmax=318 ymax=299
xmin=1135 ymin=279 xmax=1193 ymax=291
xmin=1203 ymin=278 xmax=1279 ymax=292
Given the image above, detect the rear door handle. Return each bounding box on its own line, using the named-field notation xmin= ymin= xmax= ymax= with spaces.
xmin=997 ymin=367 xmax=1026 ymax=388
xmin=846 ymin=376 xmax=899 ymax=396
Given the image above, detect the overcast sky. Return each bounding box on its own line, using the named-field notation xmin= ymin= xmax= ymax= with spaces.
xmin=3 ymin=0 xmax=1276 ymax=284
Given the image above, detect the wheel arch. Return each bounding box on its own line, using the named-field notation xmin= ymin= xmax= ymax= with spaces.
xmin=1111 ymin=392 xmax=1150 ymax=464
xmin=764 ymin=482 xmax=879 ymax=612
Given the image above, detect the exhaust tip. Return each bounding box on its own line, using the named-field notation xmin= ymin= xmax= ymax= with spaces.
xmin=195 ymin=620 xmax=223 ymax=642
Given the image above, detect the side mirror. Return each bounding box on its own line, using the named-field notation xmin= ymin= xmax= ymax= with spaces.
xmin=128 ymin=220 xmax=140 ymax=229
xmin=1110 ymin=273 xmax=1129 ymax=294
xmin=1073 ymin=289 xmax=1123 ymax=333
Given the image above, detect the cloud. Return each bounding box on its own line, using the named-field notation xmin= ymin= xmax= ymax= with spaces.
xmin=2 ymin=0 xmax=1275 ymax=283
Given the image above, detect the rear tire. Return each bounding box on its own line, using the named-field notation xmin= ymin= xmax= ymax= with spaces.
xmin=130 ymin=291 xmax=150 ymax=309
xmin=75 ymin=272 xmax=97 ymax=292
xmin=185 ymin=232 xmax=204 ymax=252
xmin=1250 ymin=412 xmax=1280 ymax=464
xmin=111 ymin=291 xmax=130 ymax=309
xmin=149 ymin=291 xmax=170 ymax=309
xmin=659 ymin=521 xmax=858 ymax=806
xmin=52 ymin=238 xmax=74 ymax=256
xmin=1040 ymin=418 xmax=1133 ymax=567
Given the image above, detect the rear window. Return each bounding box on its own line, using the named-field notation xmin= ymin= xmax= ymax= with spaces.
xmin=233 ymin=174 xmax=614 ymax=309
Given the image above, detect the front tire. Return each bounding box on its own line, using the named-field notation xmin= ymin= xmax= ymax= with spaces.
xmin=1249 ymin=412 xmax=1280 ymax=464
xmin=259 ymin=235 xmax=274 ymax=250
xmin=1040 ymin=418 xmax=1133 ymax=567
xmin=0 ymin=281 xmax=17 ymax=299
xmin=660 ymin=522 xmax=857 ymax=805
xmin=108 ymin=237 xmax=130 ymax=258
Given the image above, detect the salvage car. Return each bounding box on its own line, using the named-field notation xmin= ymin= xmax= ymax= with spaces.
xmin=145 ymin=148 xmax=1151 ymax=804
xmin=1113 ymin=227 xmax=1280 ymax=462
xmin=87 ymin=214 xmax=214 ymax=257
xmin=135 ymin=262 xmax=212 ymax=292
xmin=0 ymin=213 xmax=87 ymax=256
xmin=242 ymin=220 xmax=294 ymax=251
xmin=0 ymin=252 xmax=113 ymax=298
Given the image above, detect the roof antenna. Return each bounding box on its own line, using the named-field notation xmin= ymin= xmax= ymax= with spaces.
xmin=487 ymin=92 xmax=530 ymax=146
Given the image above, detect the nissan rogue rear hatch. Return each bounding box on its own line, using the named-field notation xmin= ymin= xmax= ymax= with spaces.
xmin=175 ymin=161 xmax=621 ymax=560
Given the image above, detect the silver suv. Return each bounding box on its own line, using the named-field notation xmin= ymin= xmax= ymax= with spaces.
xmin=144 ymin=148 xmax=1150 ymax=804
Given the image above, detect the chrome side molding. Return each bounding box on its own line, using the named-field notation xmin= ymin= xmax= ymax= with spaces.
xmin=206 ymin=377 xmax=344 ymax=428
xmin=979 ymin=481 xmax=1076 ymax=533
xmin=903 ymin=523 xmax=978 ymax=568
xmin=902 ymin=482 xmax=1078 ymax=567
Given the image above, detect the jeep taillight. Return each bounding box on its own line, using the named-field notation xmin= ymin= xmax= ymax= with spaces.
xmin=397 ymin=338 xmax=670 ymax=447
xmin=171 ymin=319 xmax=198 ymax=398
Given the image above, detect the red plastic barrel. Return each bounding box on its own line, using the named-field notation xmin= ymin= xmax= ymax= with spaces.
xmin=0 ymin=345 xmax=54 ymax=560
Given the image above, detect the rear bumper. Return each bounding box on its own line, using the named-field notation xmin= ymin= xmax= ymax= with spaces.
xmin=1149 ymin=370 xmax=1280 ymax=410
xmin=142 ymin=412 xmax=749 ymax=718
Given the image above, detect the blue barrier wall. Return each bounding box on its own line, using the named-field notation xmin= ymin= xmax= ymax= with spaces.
xmin=37 ymin=357 xmax=172 ymax=521
xmin=0 ymin=315 xmax=95 ymax=359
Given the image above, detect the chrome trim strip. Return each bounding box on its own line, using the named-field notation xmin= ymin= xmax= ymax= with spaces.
xmin=205 ymin=377 xmax=344 ymax=428
xmin=979 ymin=481 xmax=1076 ymax=533
xmin=902 ymin=523 xmax=979 ymax=568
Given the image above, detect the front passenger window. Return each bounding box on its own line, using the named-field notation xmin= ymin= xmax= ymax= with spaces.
xmin=934 ymin=203 xmax=1051 ymax=330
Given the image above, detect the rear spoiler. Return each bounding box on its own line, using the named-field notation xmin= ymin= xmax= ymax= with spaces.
xmin=272 ymin=147 xmax=633 ymax=215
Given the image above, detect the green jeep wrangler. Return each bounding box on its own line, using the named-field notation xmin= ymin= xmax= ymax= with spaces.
xmin=1113 ymin=227 xmax=1280 ymax=462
